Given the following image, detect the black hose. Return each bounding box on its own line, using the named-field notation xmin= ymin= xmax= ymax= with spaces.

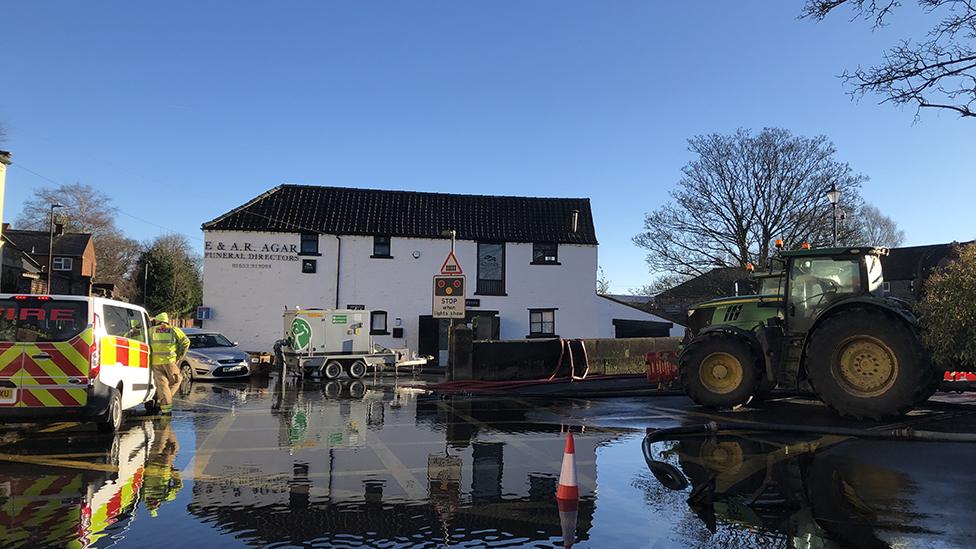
xmin=643 ymin=420 xmax=976 ymax=491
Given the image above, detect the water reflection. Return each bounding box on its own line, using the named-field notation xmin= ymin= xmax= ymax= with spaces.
xmin=641 ymin=430 xmax=976 ymax=548
xmin=0 ymin=421 xmax=154 ymax=548
xmin=187 ymin=373 xmax=609 ymax=547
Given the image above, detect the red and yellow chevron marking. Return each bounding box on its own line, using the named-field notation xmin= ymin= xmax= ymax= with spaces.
xmin=99 ymin=336 xmax=150 ymax=369
xmin=0 ymin=473 xmax=84 ymax=547
xmin=0 ymin=328 xmax=95 ymax=408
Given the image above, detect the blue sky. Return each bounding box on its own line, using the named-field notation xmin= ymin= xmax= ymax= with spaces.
xmin=1 ymin=1 xmax=972 ymax=292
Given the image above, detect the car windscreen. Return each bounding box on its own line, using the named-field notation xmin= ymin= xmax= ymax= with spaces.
xmin=0 ymin=298 xmax=89 ymax=342
xmin=188 ymin=333 xmax=235 ymax=348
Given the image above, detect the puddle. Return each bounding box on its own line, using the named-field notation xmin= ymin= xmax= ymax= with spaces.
xmin=1 ymin=374 xmax=976 ymax=547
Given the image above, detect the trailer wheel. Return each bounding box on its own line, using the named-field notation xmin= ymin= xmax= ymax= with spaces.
xmin=347 ymin=360 xmax=367 ymax=379
xmin=806 ymin=307 xmax=935 ymax=419
xmin=349 ymin=380 xmax=366 ymax=399
xmin=680 ymin=333 xmax=761 ymax=408
xmin=322 ymin=361 xmax=343 ymax=380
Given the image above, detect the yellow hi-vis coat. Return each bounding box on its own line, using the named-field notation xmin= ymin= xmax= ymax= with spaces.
xmin=150 ymin=323 xmax=189 ymax=366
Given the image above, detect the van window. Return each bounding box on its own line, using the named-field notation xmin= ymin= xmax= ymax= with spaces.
xmin=0 ymin=297 xmax=89 ymax=342
xmin=103 ymin=304 xmax=148 ymax=343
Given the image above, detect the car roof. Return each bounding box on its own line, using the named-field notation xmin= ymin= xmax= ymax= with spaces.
xmin=182 ymin=328 xmax=220 ymax=335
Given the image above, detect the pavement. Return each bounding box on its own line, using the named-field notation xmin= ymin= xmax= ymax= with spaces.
xmin=2 ymin=374 xmax=976 ymax=548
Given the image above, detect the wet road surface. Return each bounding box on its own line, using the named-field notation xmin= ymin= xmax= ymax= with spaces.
xmin=3 ymin=373 xmax=976 ymax=548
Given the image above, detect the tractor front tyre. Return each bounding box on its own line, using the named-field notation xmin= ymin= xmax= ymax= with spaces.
xmin=805 ymin=308 xmax=935 ymax=419
xmin=679 ymin=333 xmax=761 ymax=409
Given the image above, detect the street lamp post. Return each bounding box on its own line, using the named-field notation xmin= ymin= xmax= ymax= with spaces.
xmin=143 ymin=259 xmax=152 ymax=307
xmin=826 ymin=183 xmax=841 ymax=247
xmin=47 ymin=203 xmax=64 ymax=292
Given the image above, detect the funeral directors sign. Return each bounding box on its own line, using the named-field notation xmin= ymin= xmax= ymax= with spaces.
xmin=205 ymin=237 xmax=301 ymax=269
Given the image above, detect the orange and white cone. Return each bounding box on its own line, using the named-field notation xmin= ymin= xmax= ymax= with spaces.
xmin=556 ymin=431 xmax=579 ymax=501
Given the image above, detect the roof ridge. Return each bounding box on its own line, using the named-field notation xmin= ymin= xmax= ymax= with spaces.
xmin=276 ymin=183 xmax=591 ymax=203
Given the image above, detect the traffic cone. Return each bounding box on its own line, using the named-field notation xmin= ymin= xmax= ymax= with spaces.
xmin=557 ymin=497 xmax=578 ymax=548
xmin=556 ymin=432 xmax=579 ymax=501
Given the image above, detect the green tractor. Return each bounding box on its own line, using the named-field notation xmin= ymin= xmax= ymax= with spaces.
xmin=679 ymin=246 xmax=938 ymax=419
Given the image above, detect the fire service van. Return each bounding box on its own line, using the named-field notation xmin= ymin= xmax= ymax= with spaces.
xmin=0 ymin=294 xmax=157 ymax=432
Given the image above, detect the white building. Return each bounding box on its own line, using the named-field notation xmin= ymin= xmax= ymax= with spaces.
xmin=201 ymin=185 xmax=679 ymax=361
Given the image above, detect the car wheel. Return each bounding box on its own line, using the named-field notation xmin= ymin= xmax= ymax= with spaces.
xmin=347 ymin=360 xmax=367 ymax=379
xmin=181 ymin=362 xmax=193 ymax=382
xmin=97 ymin=388 xmax=123 ymax=433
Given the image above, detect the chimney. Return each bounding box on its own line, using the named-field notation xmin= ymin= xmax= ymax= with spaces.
xmin=569 ymin=210 xmax=579 ymax=234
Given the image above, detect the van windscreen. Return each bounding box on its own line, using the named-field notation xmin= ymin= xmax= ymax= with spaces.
xmin=0 ymin=298 xmax=89 ymax=342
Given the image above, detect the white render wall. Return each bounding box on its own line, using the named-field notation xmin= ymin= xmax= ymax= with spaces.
xmin=202 ymin=230 xmax=678 ymax=353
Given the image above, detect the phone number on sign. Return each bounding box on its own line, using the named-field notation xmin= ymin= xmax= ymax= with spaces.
xmin=232 ymin=263 xmax=272 ymax=269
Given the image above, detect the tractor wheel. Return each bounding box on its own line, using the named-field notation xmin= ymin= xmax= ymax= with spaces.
xmin=805 ymin=308 xmax=935 ymax=419
xmin=680 ymin=333 xmax=761 ymax=408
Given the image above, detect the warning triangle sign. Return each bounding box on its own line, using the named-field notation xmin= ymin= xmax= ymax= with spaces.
xmin=440 ymin=251 xmax=462 ymax=274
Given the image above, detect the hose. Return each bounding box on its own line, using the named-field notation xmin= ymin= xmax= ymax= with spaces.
xmin=642 ymin=420 xmax=976 ymax=491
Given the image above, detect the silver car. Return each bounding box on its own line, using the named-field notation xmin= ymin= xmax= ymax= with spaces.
xmin=180 ymin=328 xmax=251 ymax=381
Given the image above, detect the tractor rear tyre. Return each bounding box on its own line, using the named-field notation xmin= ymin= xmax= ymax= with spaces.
xmin=805 ymin=308 xmax=935 ymax=419
xmin=680 ymin=333 xmax=761 ymax=408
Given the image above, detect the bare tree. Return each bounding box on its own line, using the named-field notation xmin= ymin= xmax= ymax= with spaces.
xmin=633 ymin=128 xmax=866 ymax=279
xmin=596 ymin=266 xmax=612 ymax=294
xmin=16 ymin=183 xmax=141 ymax=298
xmin=802 ymin=0 xmax=976 ymax=119
xmin=850 ymin=203 xmax=906 ymax=246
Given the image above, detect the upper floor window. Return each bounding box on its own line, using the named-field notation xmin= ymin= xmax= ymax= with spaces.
xmin=372 ymin=236 xmax=392 ymax=258
xmin=532 ymin=243 xmax=559 ymax=264
xmin=52 ymin=257 xmax=73 ymax=271
xmin=300 ymin=233 xmax=319 ymax=255
xmin=477 ymin=242 xmax=505 ymax=296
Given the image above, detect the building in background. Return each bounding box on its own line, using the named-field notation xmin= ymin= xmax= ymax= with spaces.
xmin=202 ymin=185 xmax=679 ymax=359
xmin=1 ymin=226 xmax=96 ymax=296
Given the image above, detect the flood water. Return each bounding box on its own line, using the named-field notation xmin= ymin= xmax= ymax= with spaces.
xmin=3 ymin=374 xmax=976 ymax=548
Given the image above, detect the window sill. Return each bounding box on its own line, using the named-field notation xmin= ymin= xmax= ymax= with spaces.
xmin=370 ymin=330 xmax=390 ymax=336
xmin=298 ymin=252 xmax=322 ymax=257
xmin=526 ymin=333 xmax=559 ymax=339
xmin=530 ymin=261 xmax=561 ymax=266
xmin=370 ymin=255 xmax=394 ymax=259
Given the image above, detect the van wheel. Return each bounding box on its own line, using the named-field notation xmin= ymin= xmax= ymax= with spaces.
xmin=347 ymin=360 xmax=367 ymax=379
xmin=97 ymin=388 xmax=123 ymax=433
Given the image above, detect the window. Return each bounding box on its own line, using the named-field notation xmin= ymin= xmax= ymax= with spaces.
xmin=532 ymin=243 xmax=559 ymax=264
xmin=302 ymin=259 xmax=317 ymax=273
xmin=0 ymin=297 xmax=88 ymax=343
xmin=370 ymin=310 xmax=388 ymax=335
xmin=300 ymin=233 xmax=319 ymax=255
xmin=477 ymin=242 xmax=506 ymax=295
xmin=372 ymin=236 xmax=392 ymax=258
xmin=788 ymin=258 xmax=861 ymax=333
xmin=52 ymin=257 xmax=73 ymax=271
xmin=529 ymin=309 xmax=556 ymax=337
xmin=188 ymin=333 xmax=235 ymax=348
xmin=103 ymin=305 xmax=148 ymax=343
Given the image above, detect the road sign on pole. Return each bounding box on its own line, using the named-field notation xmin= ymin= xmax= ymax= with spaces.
xmin=440 ymin=251 xmax=462 ymax=275
xmin=433 ymin=275 xmax=465 ymax=318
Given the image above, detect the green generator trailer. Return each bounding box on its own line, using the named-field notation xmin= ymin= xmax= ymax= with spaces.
xmin=679 ymin=246 xmax=939 ymax=419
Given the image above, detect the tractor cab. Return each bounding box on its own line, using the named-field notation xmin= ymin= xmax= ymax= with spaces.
xmin=778 ymin=247 xmax=888 ymax=333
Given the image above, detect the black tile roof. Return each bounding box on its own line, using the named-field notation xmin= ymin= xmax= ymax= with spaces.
xmin=202 ymin=185 xmax=598 ymax=245
xmin=4 ymin=230 xmax=93 ymax=258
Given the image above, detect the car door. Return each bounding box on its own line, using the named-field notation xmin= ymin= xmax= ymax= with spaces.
xmin=100 ymin=304 xmax=152 ymax=409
